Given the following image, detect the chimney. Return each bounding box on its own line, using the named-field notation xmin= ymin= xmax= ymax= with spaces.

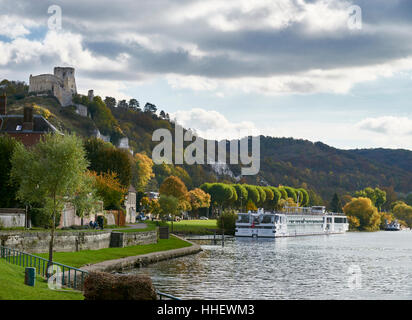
xmin=88 ymin=89 xmax=94 ymax=102
xmin=22 ymin=106 xmax=34 ymax=131
xmin=0 ymin=93 xmax=6 ymax=115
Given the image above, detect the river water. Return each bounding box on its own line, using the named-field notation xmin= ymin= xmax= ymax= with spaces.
xmin=129 ymin=231 xmax=412 ymax=300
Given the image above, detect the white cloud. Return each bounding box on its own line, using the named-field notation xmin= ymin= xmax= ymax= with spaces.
xmin=0 ymin=30 xmax=127 ymax=71
xmin=170 ymin=0 xmax=351 ymax=33
xmin=165 ymin=56 xmax=412 ymax=95
xmin=357 ymin=116 xmax=412 ymax=135
xmin=170 ymin=110 xmax=412 ymax=150
xmin=171 ymin=108 xmax=258 ymax=140
xmin=0 ymin=14 xmax=39 ymax=39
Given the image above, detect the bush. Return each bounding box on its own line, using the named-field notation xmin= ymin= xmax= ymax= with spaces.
xmin=30 ymin=206 xmax=61 ymax=228
xmin=83 ymin=272 xmax=157 ymax=300
xmin=217 ymin=210 xmax=238 ymax=235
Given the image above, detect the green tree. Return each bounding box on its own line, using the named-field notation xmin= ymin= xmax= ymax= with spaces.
xmin=277 ymin=187 xmax=288 ymax=200
xmin=72 ymin=173 xmax=101 ymax=224
xmin=104 ymin=96 xmax=116 ymax=108
xmin=158 ymin=194 xmax=180 ymax=232
xmin=0 ymin=135 xmax=22 ymax=207
xmin=256 ymin=186 xmax=266 ymax=206
xmin=262 ymin=187 xmax=274 ymax=209
xmin=268 ymin=187 xmax=281 ymax=210
xmin=128 ymin=98 xmax=140 ymax=110
xmin=244 ymin=185 xmax=260 ymax=206
xmin=296 ymin=188 xmax=309 ymax=207
xmin=11 ymin=133 xmax=90 ymax=264
xmin=329 ymin=193 xmax=342 ymax=213
xmin=374 ymin=188 xmax=387 ymax=212
xmin=232 ymin=184 xmax=248 ymax=210
xmin=117 ymin=99 xmax=129 ymax=108
xmin=144 ymin=102 xmax=157 ymax=114
xmin=283 ymin=186 xmax=297 ymax=202
xmin=217 ymin=210 xmax=238 ymax=235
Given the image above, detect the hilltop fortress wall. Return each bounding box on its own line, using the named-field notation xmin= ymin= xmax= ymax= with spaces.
xmin=29 ymin=67 xmax=77 ymax=107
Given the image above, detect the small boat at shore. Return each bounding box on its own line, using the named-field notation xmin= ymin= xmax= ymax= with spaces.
xmin=384 ymin=219 xmax=401 ymax=231
xmin=235 ymin=206 xmax=349 ymax=238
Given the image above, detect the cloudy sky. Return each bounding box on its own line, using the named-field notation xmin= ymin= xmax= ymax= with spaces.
xmin=1 ymin=0 xmax=412 ymax=149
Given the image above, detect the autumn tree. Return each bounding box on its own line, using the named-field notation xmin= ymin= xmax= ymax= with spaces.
xmin=89 ymin=171 xmax=126 ymax=210
xmin=343 ymin=197 xmax=381 ymax=231
xmin=132 ymin=153 xmax=154 ymax=191
xmin=159 ymin=176 xmax=188 ymax=200
xmin=84 ymin=137 xmax=132 ymax=187
xmin=392 ymin=203 xmax=412 ymax=227
xmin=187 ymin=188 xmax=211 ymax=218
xmin=159 ymin=176 xmax=190 ymax=220
xmin=355 ymin=187 xmax=386 ymax=211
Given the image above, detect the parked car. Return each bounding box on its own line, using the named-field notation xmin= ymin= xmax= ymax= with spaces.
xmin=136 ymin=213 xmax=147 ymax=222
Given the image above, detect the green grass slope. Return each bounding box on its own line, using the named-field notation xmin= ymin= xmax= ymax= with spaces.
xmin=0 ymin=259 xmax=83 ymax=300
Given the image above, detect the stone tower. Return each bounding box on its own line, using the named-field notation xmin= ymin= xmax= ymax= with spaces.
xmin=53 ymin=67 xmax=77 ymax=95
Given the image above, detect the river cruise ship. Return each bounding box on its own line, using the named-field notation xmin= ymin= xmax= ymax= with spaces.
xmin=235 ymin=206 xmax=349 ymax=238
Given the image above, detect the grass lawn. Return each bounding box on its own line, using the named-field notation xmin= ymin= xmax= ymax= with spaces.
xmin=37 ymin=235 xmax=192 ymax=268
xmin=113 ymin=222 xmax=157 ymax=233
xmin=0 ymin=260 xmax=84 ymax=300
xmin=162 ymin=219 xmax=218 ymax=235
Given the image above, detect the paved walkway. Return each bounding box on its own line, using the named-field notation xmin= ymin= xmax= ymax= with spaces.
xmin=102 ymin=222 xmax=148 ymax=232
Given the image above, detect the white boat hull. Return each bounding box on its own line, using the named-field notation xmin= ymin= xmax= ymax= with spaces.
xmin=235 ymin=208 xmax=349 ymax=238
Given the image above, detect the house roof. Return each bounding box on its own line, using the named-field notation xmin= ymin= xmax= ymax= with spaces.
xmin=128 ymin=185 xmax=137 ymax=193
xmin=0 ymin=115 xmax=59 ymax=133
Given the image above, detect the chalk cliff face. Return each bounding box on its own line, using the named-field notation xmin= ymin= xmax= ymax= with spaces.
xmin=29 ymin=67 xmax=77 ymax=107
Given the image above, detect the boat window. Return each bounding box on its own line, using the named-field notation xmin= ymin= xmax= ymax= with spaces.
xmin=237 ymin=215 xmax=250 ymax=223
xmin=261 ymin=215 xmax=273 ymax=224
xmin=334 ymin=217 xmax=345 ymax=223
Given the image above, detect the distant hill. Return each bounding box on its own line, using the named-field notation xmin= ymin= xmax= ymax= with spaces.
xmin=350 ymin=148 xmax=412 ymax=172
xmin=253 ymin=137 xmax=412 ymax=201
xmin=3 ymin=81 xmax=412 ymax=204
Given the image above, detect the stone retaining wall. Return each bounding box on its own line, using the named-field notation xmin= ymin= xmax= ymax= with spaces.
xmin=82 ymin=236 xmax=202 ymax=273
xmin=0 ymin=231 xmax=112 ymax=253
xmin=0 ymin=229 xmax=157 ymax=253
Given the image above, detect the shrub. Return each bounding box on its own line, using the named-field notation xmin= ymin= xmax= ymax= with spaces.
xmin=217 ymin=210 xmax=238 ymax=235
xmin=83 ymin=272 xmax=157 ymax=300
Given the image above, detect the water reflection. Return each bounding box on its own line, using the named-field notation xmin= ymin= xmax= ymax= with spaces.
xmin=129 ymin=231 xmax=412 ymax=300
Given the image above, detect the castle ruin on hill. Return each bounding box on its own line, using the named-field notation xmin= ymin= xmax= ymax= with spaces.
xmin=28 ymin=66 xmax=132 ymax=154
xmin=29 ymin=67 xmax=77 ymax=107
